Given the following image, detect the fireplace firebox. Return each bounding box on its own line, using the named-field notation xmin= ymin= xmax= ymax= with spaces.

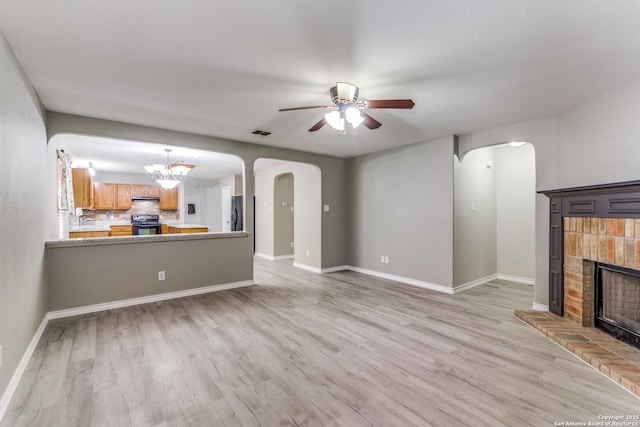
xmin=595 ymin=262 xmax=640 ymax=349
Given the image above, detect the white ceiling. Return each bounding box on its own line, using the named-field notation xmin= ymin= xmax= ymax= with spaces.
xmin=50 ymin=134 xmax=243 ymax=181
xmin=3 ymin=1 xmax=640 ymax=159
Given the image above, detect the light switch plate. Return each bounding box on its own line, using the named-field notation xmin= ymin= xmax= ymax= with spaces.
xmin=323 ymin=205 xmax=330 ymax=212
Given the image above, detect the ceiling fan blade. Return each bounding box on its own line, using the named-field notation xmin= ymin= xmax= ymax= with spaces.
xmin=363 ymin=99 xmax=415 ymax=109
xmin=308 ymin=118 xmax=327 ymax=132
xmin=279 ymin=105 xmax=333 ymax=112
xmin=360 ymin=112 xmax=382 ymax=130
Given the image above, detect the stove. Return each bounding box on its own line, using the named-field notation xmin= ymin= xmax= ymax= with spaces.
xmin=131 ymin=214 xmax=161 ymax=235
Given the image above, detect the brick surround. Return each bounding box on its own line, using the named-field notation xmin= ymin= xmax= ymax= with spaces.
xmin=563 ymin=217 xmax=640 ymax=326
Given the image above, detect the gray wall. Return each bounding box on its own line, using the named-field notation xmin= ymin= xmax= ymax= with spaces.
xmin=46 ymin=113 xmax=349 ymax=269
xmin=453 ymin=147 xmax=497 ymax=286
xmin=348 ymin=136 xmax=455 ymax=287
xmin=0 ymin=34 xmax=54 ymax=401
xmin=47 ymin=236 xmax=252 ymax=311
xmin=496 ymin=144 xmax=535 ymax=281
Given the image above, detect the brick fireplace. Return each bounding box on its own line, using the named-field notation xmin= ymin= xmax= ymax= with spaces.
xmin=563 ymin=216 xmax=640 ymax=329
xmin=514 ymin=182 xmax=640 ymax=398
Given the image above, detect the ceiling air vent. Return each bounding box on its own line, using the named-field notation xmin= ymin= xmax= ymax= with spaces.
xmin=252 ymin=130 xmax=271 ymax=136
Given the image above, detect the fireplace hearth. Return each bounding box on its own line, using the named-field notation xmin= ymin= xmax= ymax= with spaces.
xmin=596 ymin=263 xmax=640 ymax=348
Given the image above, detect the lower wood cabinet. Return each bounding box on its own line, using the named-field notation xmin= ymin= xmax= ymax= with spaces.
xmin=167 ymin=226 xmax=208 ymax=234
xmin=110 ymin=225 xmax=132 ymax=236
xmin=69 ymin=230 xmax=110 ymax=239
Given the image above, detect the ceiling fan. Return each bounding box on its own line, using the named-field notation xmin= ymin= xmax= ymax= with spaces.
xmin=278 ymin=82 xmax=415 ymax=132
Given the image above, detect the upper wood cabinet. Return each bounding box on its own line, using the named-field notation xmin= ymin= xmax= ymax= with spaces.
xmin=115 ymin=184 xmax=131 ymax=209
xmin=131 ymin=184 xmax=160 ymax=198
xmin=94 ymin=183 xmax=115 ymax=209
xmin=159 ymin=187 xmax=178 ymax=210
xmin=94 ymin=183 xmax=131 ymax=210
xmin=71 ymin=168 xmax=93 ymax=209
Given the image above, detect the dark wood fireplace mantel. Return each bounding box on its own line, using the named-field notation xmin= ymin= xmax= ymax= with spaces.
xmin=541 ymin=180 xmax=640 ymax=316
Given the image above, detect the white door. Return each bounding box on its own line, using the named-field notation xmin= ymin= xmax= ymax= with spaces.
xmin=222 ymin=186 xmax=231 ymax=232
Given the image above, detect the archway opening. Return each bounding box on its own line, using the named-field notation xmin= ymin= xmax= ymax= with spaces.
xmin=254 ymin=159 xmax=321 ymax=271
xmin=453 ymin=141 xmax=536 ymax=300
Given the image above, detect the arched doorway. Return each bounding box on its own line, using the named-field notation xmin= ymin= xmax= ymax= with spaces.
xmin=254 ymin=159 xmax=322 ymax=271
xmin=454 ymin=142 xmax=536 ymax=300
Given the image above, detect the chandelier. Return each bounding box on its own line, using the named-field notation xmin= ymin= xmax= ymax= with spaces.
xmin=144 ymin=149 xmax=194 ymax=189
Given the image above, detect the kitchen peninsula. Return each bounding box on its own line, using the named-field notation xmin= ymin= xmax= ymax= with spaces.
xmin=45 ymin=230 xmax=252 ymax=312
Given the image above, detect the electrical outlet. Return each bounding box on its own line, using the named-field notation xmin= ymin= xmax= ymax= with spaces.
xmin=290 ymin=242 xmax=294 ymax=248
xmin=385 ymin=256 xmax=390 ymax=264
xmin=381 ymin=255 xmax=385 ymax=263
xmin=306 ymin=250 xmax=310 ymax=257
xmin=158 ymin=271 xmax=165 ymax=281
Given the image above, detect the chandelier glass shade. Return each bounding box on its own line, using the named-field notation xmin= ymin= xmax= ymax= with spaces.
xmin=144 ymin=149 xmax=194 ymax=189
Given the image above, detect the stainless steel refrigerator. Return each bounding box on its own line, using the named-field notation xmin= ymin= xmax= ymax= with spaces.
xmin=231 ymin=196 xmax=243 ymax=231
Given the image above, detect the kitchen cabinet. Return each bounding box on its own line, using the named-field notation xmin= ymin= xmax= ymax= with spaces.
xmin=69 ymin=230 xmax=110 ymax=239
xmin=167 ymin=225 xmax=208 ymax=234
xmin=94 ymin=183 xmax=131 ymax=209
xmin=161 ymin=224 xmax=170 ymax=234
xmin=131 ymin=184 xmax=160 ymax=198
xmin=110 ymin=225 xmax=132 ymax=236
xmin=159 ymin=187 xmax=178 ymax=210
xmin=115 ymin=184 xmax=131 ymax=209
xmin=72 ymin=168 xmax=94 ymax=208
xmin=94 ymin=183 xmax=115 ymax=209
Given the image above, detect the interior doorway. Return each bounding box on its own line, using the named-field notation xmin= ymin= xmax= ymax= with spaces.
xmin=253 ymin=159 xmax=322 ymax=271
xmin=453 ymin=142 xmax=536 ymax=295
xmin=273 ymin=173 xmax=294 ymax=259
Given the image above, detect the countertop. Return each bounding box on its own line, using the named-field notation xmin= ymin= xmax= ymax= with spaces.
xmin=69 ymin=225 xmax=111 ymax=232
xmin=48 ymin=231 xmax=250 ymax=248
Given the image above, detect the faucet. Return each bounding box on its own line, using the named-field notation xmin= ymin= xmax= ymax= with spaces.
xmin=80 ymin=216 xmax=95 ymax=226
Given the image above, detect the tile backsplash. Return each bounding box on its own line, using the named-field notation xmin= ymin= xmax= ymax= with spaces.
xmin=73 ymin=200 xmax=178 ymax=222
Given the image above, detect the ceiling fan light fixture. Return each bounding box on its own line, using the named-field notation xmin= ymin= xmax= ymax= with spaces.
xmin=325 ymin=110 xmax=345 ymax=131
xmin=331 ymin=82 xmax=359 ymax=104
xmin=345 ymin=107 xmax=364 ymax=128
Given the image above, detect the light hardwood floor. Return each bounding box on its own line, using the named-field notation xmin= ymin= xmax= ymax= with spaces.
xmin=2 ymin=258 xmax=639 ymax=426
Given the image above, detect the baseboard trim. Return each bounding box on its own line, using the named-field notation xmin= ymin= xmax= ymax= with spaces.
xmin=48 ymin=280 xmax=255 ymax=320
xmin=453 ymin=274 xmax=498 ymax=294
xmin=274 ymin=255 xmax=294 ymax=260
xmin=322 ymin=265 xmax=349 ymax=273
xmin=345 ymin=265 xmax=455 ymax=295
xmin=496 ymin=274 xmax=535 ymax=285
xmin=293 ymin=262 xmax=323 ymax=274
xmin=254 ymin=252 xmax=274 ymax=260
xmin=0 ymin=315 xmax=49 ymax=422
xmin=532 ymin=303 xmax=549 ymax=311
